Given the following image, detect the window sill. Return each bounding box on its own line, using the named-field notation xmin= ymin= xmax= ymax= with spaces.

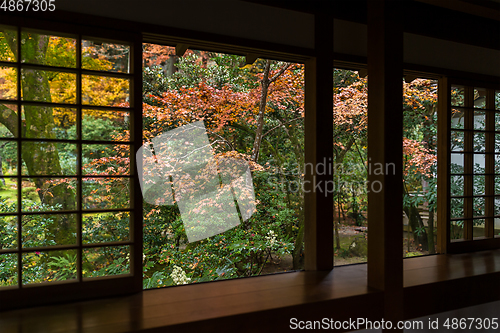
xmin=1 ymin=250 xmax=500 ymax=332
xmin=403 ymin=249 xmax=500 ymax=319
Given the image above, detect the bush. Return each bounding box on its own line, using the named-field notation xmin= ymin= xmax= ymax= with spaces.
xmin=22 ymin=187 xmax=38 ymax=201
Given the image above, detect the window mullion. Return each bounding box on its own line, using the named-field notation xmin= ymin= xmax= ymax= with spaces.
xmin=485 ymin=89 xmax=495 ymax=238
xmin=76 ymin=34 xmax=83 ymax=283
xmin=463 ymin=86 xmax=474 ymax=240
xmin=16 ymin=25 xmax=22 ymax=288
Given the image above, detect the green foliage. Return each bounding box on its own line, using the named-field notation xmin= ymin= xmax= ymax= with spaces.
xmin=48 ymin=253 xmax=77 ymax=280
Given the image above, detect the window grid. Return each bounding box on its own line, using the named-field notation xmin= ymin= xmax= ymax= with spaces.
xmin=0 ymin=25 xmax=135 ymax=287
xmin=449 ymin=83 xmax=500 ymax=243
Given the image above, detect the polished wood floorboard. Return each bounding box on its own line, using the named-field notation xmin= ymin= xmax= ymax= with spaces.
xmin=1 ymin=250 xmax=499 ymax=332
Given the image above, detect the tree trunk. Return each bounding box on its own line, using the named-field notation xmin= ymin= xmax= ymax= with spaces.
xmin=292 ymin=223 xmax=304 ymax=270
xmin=251 ymin=60 xmax=271 ymax=163
xmin=336 ymin=194 xmax=341 ymax=250
xmin=0 ymin=32 xmax=76 ymax=209
xmin=403 ymin=202 xmax=429 ymax=251
xmin=427 ymin=209 xmax=435 ymax=254
xmin=251 ymin=60 xmax=290 ymax=162
xmin=0 ymin=142 xmax=6 ymax=186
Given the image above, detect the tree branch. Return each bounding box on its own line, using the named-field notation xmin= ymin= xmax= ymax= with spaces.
xmin=269 ymin=62 xmax=291 ymax=83
xmin=0 ymin=104 xmax=19 ymax=137
xmin=207 ymin=130 xmax=235 ymax=151
xmin=262 ymin=116 xmax=302 ymax=139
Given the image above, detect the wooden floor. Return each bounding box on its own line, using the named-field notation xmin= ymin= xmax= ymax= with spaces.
xmin=1 ymin=250 xmax=499 ymax=333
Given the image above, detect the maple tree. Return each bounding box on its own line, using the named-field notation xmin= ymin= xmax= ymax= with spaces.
xmin=331 ymin=75 xmax=438 ymax=254
xmin=117 ymin=46 xmax=440 ymax=285
xmin=0 ymin=30 xmax=443 ymax=287
xmin=139 ymin=46 xmax=306 ymax=284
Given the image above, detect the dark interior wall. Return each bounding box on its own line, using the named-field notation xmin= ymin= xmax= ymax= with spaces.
xmin=334 ymin=19 xmax=500 ymax=77
xmin=55 ymin=0 xmax=314 ymax=48
xmin=55 ymin=0 xmax=500 ymax=77
xmin=404 ymin=33 xmax=500 ymax=77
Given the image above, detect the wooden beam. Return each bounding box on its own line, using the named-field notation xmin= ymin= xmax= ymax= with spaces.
xmin=437 ymin=77 xmax=450 ymax=253
xmin=367 ymin=0 xmax=404 ymax=329
xmin=245 ymin=53 xmax=259 ymax=65
xmin=485 ymin=88 xmax=495 ymax=238
xmin=404 ymin=75 xmax=418 ymax=83
xmin=464 ymin=86 xmax=474 ymax=240
xmin=304 ymin=12 xmax=334 ymax=271
xmin=131 ymin=32 xmax=144 ymax=293
xmin=175 ymin=44 xmax=188 ymax=57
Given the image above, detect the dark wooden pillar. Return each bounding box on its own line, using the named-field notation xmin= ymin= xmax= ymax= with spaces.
xmin=304 ymin=12 xmax=334 ymax=271
xmin=131 ymin=32 xmax=144 ymax=293
xmin=437 ymin=77 xmax=450 ymax=253
xmin=367 ymin=0 xmax=404 ymax=328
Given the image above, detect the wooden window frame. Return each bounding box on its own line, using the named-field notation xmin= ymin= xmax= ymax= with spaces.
xmin=1 ymin=4 xmax=499 ymax=323
xmin=438 ymin=78 xmax=500 ymax=254
xmin=0 ymin=20 xmax=143 ymax=310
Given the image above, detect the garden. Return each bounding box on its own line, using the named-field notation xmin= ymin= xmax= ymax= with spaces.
xmin=0 ymin=31 xmax=449 ymax=288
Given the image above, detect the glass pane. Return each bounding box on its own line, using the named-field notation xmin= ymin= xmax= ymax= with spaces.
xmin=496 ymin=91 xmax=500 ymax=110
xmin=495 ymin=154 xmax=500 ymax=172
xmin=450 ymin=198 xmax=463 ymax=218
xmin=21 ymin=70 xmax=76 ymax=104
xmin=22 ymin=214 xmax=77 ymax=248
xmin=473 ymin=132 xmax=485 ymax=153
xmin=473 ymin=219 xmax=485 ymax=238
xmin=22 ymin=106 xmax=77 ymax=140
xmin=0 ymin=140 xmax=17 ymax=175
xmin=0 ymin=215 xmax=17 ymax=249
xmin=473 ymin=154 xmax=485 ymax=173
xmin=21 ymin=142 xmax=77 ymax=176
xmin=83 ymin=212 xmax=129 ymax=244
xmin=21 ymin=177 xmax=77 ymax=212
xmin=23 ymin=250 xmax=77 ymax=285
xmin=0 ymin=104 xmax=17 ymax=138
xmin=21 ymin=32 xmax=76 ymax=68
xmin=142 ymin=52 xmax=307 ymax=285
xmin=473 ymin=197 xmax=485 ymax=217
xmin=0 ymin=253 xmax=17 ymax=287
xmin=450 ymin=175 xmax=464 ymax=196
xmin=0 ymin=178 xmax=17 ymax=213
xmin=496 ymin=134 xmax=500 ymax=153
xmin=451 ymin=220 xmax=464 ymax=241
xmin=0 ymin=27 xmax=17 ymax=62
xmin=83 ymin=177 xmax=130 ymax=210
xmin=473 ymin=87 xmax=486 ymax=109
xmin=450 ymin=130 xmax=464 ymax=151
xmin=496 ymin=176 xmax=500 ymax=195
xmin=450 ymin=153 xmax=464 ymax=173
xmin=82 ymin=110 xmax=130 ymax=141
xmin=496 ymin=112 xmax=500 ymax=131
xmin=495 ymin=197 xmax=500 ymax=215
xmin=82 ymin=75 xmax=129 ymax=107
xmin=0 ymin=66 xmax=17 ymax=100
xmin=473 ymin=175 xmax=485 ymax=195
xmin=82 ymin=144 xmax=130 ymax=175
xmin=473 ymin=110 xmax=485 ymax=130
xmin=83 ymin=246 xmax=129 ymax=278
xmin=451 ymin=108 xmax=465 ymax=129
xmin=82 ymin=40 xmax=130 ymax=73
xmin=451 ymin=85 xmax=464 ymax=107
